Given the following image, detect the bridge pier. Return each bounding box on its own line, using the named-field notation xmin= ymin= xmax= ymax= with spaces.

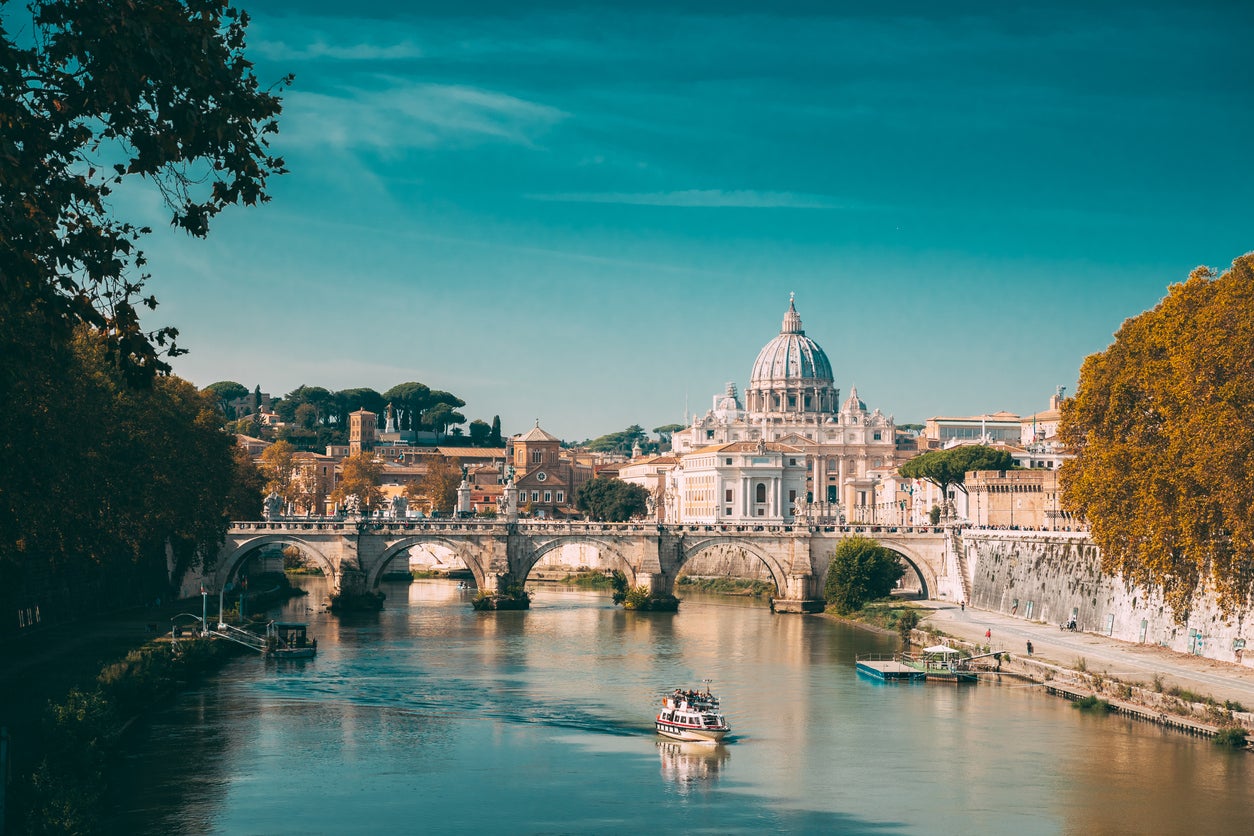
xmin=330 ymin=568 xmax=384 ymax=612
xmin=771 ymin=573 xmax=825 ymax=613
xmin=771 ymin=597 xmax=826 ymax=614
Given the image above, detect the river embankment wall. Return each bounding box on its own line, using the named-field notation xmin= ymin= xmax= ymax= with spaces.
xmin=962 ymin=529 xmax=1254 ymax=666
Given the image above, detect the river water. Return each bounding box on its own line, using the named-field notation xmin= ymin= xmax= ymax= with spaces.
xmin=111 ymin=578 xmax=1254 ymax=834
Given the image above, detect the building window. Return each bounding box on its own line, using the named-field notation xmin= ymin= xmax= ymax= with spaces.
xmin=789 ymin=490 xmax=796 ymax=502
xmin=536 ymin=471 xmax=547 ymax=481
xmin=873 ymin=431 xmax=882 ymax=440
xmin=789 ymin=458 xmax=796 ymax=466
xmin=706 ymin=430 xmax=715 ymax=439
xmin=544 ymin=491 xmax=552 ymax=502
xmin=756 ymin=483 xmax=766 ymax=503
xmin=725 ymin=458 xmax=732 ymax=465
xmin=757 ymin=508 xmax=765 ymax=516
xmin=532 ymin=450 xmax=543 ymax=463
xmin=556 ymin=491 xmax=564 ymax=503
xmin=725 ymin=507 xmax=732 ymax=515
xmin=531 ymin=491 xmax=539 ymax=502
xmin=725 ymin=489 xmax=733 ymax=502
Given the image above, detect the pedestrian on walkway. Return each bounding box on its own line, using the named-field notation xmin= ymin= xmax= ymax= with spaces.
xmin=985 ymin=628 xmax=991 ymax=641
xmin=960 ymin=601 xmax=965 ymax=611
xmin=1026 ymin=640 xmax=1033 ymax=655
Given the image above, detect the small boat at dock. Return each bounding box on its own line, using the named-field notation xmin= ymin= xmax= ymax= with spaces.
xmin=267 ymin=621 xmax=317 ymax=659
xmin=656 ymin=686 xmax=730 ymax=743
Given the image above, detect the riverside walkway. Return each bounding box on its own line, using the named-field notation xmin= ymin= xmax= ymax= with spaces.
xmin=918 ymin=601 xmax=1254 ymax=709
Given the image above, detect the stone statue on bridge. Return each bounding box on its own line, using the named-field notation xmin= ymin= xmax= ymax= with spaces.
xmin=263 ymin=491 xmax=283 ymax=520
xmin=391 ymin=494 xmax=408 ymax=519
xmin=343 ymin=494 xmax=362 ymax=517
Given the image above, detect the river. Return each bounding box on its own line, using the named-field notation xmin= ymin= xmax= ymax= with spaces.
xmin=110 ymin=577 xmax=1254 ymax=834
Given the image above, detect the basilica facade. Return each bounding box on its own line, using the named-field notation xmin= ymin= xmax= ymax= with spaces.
xmin=661 ymin=296 xmax=899 ymax=523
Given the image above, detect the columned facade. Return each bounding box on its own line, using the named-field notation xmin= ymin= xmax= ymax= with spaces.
xmin=671 ymin=296 xmax=899 ymax=520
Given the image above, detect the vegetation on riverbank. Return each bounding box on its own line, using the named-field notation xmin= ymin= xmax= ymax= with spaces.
xmin=828 ymin=601 xmax=928 ymax=643
xmin=1213 ymin=726 xmax=1249 ymax=748
xmin=1072 ymin=695 xmax=1113 ymax=713
xmin=677 ymin=576 xmax=774 ymax=597
xmin=823 ymin=537 xmax=905 ymax=614
xmin=1061 ymin=256 xmax=1254 ymax=618
xmin=561 ymin=571 xmax=616 ymax=589
xmin=13 ymin=637 xmax=248 ymax=834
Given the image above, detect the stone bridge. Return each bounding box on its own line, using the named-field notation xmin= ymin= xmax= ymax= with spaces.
xmin=216 ymin=519 xmax=960 ymax=613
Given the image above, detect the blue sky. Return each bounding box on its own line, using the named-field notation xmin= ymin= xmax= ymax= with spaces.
xmin=140 ymin=0 xmax=1253 ymax=440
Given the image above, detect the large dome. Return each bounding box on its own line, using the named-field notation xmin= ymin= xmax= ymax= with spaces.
xmin=749 ymin=296 xmax=834 ymax=385
xmin=746 ymin=296 xmax=838 ymax=416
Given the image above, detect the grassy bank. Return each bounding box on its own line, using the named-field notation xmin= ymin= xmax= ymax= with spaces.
xmin=825 ymin=600 xmax=929 ymax=641
xmin=10 ymin=636 xmax=249 ymax=834
xmin=559 ymin=571 xmax=616 ymax=589
xmin=677 ymin=577 xmax=775 ymax=597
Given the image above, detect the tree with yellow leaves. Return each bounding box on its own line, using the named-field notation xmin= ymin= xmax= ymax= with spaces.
xmin=1060 ymin=255 xmax=1254 ymax=618
xmin=404 ymin=454 xmax=461 ymax=515
xmin=331 ymin=451 xmax=384 ymax=514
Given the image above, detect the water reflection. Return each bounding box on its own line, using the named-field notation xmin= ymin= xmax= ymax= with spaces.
xmin=657 ymin=740 xmax=729 ymax=793
xmin=108 ymin=577 xmax=1254 ymax=835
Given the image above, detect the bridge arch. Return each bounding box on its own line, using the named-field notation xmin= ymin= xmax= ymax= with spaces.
xmin=368 ymin=536 xmax=489 ymax=590
xmin=217 ymin=535 xmax=338 ymax=588
xmin=521 ymin=537 xmax=639 ymax=587
xmin=831 ymin=537 xmax=936 ymax=600
xmin=678 ymin=537 xmax=788 ymax=597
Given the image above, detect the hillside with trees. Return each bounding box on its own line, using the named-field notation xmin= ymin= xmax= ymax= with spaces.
xmin=214 ymin=380 xmax=502 ymax=451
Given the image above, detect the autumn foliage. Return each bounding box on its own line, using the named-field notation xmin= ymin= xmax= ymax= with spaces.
xmin=1060 ymin=255 xmax=1254 ymax=617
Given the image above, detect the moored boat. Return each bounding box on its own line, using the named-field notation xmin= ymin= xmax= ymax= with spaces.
xmin=267 ymin=621 xmax=317 ymax=659
xmin=656 ymin=687 xmax=730 ymax=743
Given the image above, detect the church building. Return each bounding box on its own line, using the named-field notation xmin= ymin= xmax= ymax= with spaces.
xmin=667 ymin=296 xmax=899 ymax=522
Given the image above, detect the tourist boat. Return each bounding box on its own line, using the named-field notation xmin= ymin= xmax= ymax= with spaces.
xmin=266 ymin=621 xmax=317 ymax=659
xmin=656 ymin=687 xmax=731 ymax=743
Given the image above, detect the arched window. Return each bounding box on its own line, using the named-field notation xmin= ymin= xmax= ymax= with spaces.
xmin=756 ymin=483 xmax=767 ymax=503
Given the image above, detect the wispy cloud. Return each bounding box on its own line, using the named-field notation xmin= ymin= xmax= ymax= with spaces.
xmin=525 ymin=190 xmax=853 ymax=209
xmin=257 ymin=38 xmax=423 ymax=63
xmin=279 ymin=79 xmax=567 ymax=152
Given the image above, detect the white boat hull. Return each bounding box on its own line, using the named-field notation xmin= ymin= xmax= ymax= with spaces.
xmin=655 ymin=720 xmax=729 ymax=743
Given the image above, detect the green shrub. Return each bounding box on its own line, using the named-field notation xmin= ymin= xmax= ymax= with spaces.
xmin=1072 ymin=695 xmax=1112 ymax=713
xmin=1213 ymin=726 xmax=1249 ymax=747
xmin=897 ymin=610 xmax=921 ymax=643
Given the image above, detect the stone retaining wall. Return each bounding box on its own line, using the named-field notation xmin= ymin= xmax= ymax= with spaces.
xmin=963 ymin=530 xmax=1254 ymax=666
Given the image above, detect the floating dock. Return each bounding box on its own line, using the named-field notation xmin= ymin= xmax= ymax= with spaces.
xmin=856 ymin=655 xmax=926 ymax=681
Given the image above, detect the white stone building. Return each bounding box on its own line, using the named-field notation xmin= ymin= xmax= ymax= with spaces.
xmin=661 ymin=441 xmax=808 ymax=524
xmin=669 ymin=296 xmax=899 ymax=521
